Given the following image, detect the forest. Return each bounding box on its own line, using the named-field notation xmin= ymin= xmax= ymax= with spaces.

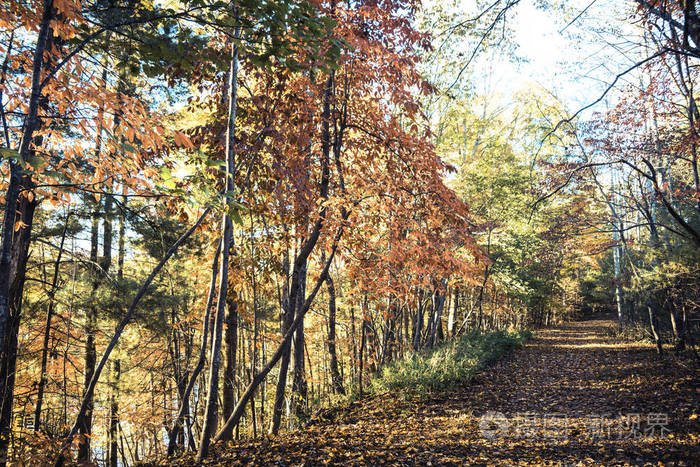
xmin=0 ymin=0 xmax=698 ymax=465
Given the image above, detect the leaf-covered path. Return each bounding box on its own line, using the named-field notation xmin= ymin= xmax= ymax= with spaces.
xmin=183 ymin=317 xmax=699 ymax=465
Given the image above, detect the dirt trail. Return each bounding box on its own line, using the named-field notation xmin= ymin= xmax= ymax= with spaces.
xmin=191 ymin=317 xmax=699 ymax=466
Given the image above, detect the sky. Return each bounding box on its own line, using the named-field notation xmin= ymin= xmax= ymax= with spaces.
xmin=423 ymin=0 xmax=647 ymax=189
xmin=467 ymin=0 xmax=641 ymax=118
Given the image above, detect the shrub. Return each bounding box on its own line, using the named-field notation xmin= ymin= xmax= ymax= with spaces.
xmin=372 ymin=329 xmax=532 ymax=395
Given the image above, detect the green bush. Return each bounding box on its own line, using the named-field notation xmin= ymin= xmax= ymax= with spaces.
xmin=372 ymin=329 xmax=532 ymax=395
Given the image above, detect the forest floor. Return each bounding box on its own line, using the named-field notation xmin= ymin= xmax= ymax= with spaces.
xmin=174 ymin=316 xmax=700 ymax=466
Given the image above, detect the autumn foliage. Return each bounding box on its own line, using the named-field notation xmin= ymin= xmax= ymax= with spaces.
xmin=0 ymin=0 xmax=698 ymax=465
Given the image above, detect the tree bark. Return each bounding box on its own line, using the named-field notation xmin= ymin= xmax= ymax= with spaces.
xmin=647 ymin=297 xmax=663 ymax=355
xmin=268 ymin=253 xmax=293 ymax=434
xmin=196 ymin=14 xmax=240 ymax=458
xmin=326 ymin=272 xmax=345 ymax=395
xmin=0 ymin=1 xmax=53 ymax=461
xmin=413 ymin=289 xmax=424 ymax=350
xmin=291 ymin=260 xmax=308 ymax=420
xmin=221 ymin=295 xmax=238 ymax=441
xmin=358 ymin=312 xmax=367 ymax=396
xmin=166 ymin=240 xmax=220 ymax=456
xmin=34 ymin=212 xmax=70 ymax=431
xmin=447 ymin=287 xmax=458 ymax=338
xmin=428 ymin=283 xmax=446 ymax=348
xmin=78 ymin=199 xmax=100 ymax=462
xmin=108 ymin=359 xmax=120 ymax=467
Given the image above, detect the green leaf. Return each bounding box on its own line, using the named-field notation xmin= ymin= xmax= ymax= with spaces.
xmin=204 ymin=157 xmax=225 ymax=168
xmin=232 ymin=200 xmax=247 ymax=211
xmin=0 ymin=148 xmax=19 ymax=160
xmin=160 ymin=166 xmax=172 ymax=179
xmin=120 ymin=142 xmax=138 ymax=153
xmin=25 ymin=154 xmax=44 ymax=170
xmin=231 ymin=208 xmax=243 ymax=226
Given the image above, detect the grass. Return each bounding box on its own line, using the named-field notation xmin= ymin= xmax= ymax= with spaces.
xmin=372 ymin=329 xmax=532 ymax=395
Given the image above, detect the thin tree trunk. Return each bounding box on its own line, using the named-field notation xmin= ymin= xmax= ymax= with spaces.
xmin=249 ymin=206 xmax=260 ymax=437
xmin=269 ymin=71 xmax=335 ymax=434
xmin=78 ymin=200 xmax=101 ymax=462
xmin=647 ymin=297 xmax=663 ymax=355
xmin=358 ymin=312 xmax=366 ymax=396
xmin=118 ymin=186 xmax=126 ymax=280
xmin=428 ymin=284 xmax=446 ymax=348
xmin=34 ymin=212 xmax=70 ymax=431
xmin=109 ymin=185 xmax=126 ymax=461
xmin=326 ymin=272 xmax=345 ymax=395
xmin=669 ymin=302 xmax=686 ymax=351
xmin=447 ymin=287 xmax=458 ymax=337
xmin=196 ymin=14 xmax=240 ymax=458
xmin=56 ymin=209 xmax=210 ymax=466
xmin=291 ymin=260 xmax=308 ymax=420
xmin=166 ymin=240 xmax=220 ymax=456
xmin=413 ymin=289 xmax=423 ymax=350
xmin=221 ymin=296 xmax=238 ymax=441
xmin=108 ymin=359 xmax=120 ymax=467
xmin=213 ymin=233 xmax=343 ymax=442
xmin=268 ymin=252 xmax=293 ymax=434
xmin=79 ymin=49 xmax=111 ymax=458
xmin=613 ymin=232 xmax=625 ymax=330
xmin=350 ymin=307 xmax=357 ymax=388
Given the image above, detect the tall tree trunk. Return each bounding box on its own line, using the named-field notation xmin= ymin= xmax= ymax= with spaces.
xmin=79 ymin=48 xmax=112 ymax=458
xmin=213 ymin=236 xmax=343 ymax=442
xmin=196 ymin=16 xmax=240 ymax=459
xmin=108 ymin=186 xmax=126 ymax=462
xmin=0 ymin=177 xmax=36 ymax=465
xmin=269 ymin=248 xmax=296 ymax=434
xmin=613 ymin=228 xmax=625 ymax=330
xmin=326 ymin=272 xmax=345 ymax=395
xmin=167 ymin=298 xmax=185 ymax=447
xmin=218 ymin=153 xmax=340 ymax=443
xmin=83 ymin=190 xmax=113 ymax=458
xmin=269 ymin=71 xmax=334 ymax=435
xmin=34 ymin=212 xmax=70 ymax=431
xmin=0 ymin=1 xmax=53 ymax=461
xmin=219 ymin=63 xmax=336 ymax=447
xmin=166 ymin=240 xmax=220 ymax=456
xmin=249 ymin=207 xmax=260 ymax=435
xmin=291 ymin=260 xmax=308 ymax=421
xmin=221 ymin=295 xmax=238 ymax=441
xmin=78 ymin=200 xmax=101 ymax=462
xmin=644 ymin=169 xmax=663 ymax=356
xmin=108 ymin=360 xmax=120 ymax=467
xmin=58 ymin=209 xmax=210 ymax=466
xmin=447 ymin=288 xmax=458 ymax=338
xmin=358 ymin=313 xmax=367 ymax=396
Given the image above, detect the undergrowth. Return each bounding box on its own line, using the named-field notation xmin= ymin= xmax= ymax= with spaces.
xmin=603 ymin=321 xmax=654 ymax=343
xmin=372 ymin=329 xmax=532 ymax=395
